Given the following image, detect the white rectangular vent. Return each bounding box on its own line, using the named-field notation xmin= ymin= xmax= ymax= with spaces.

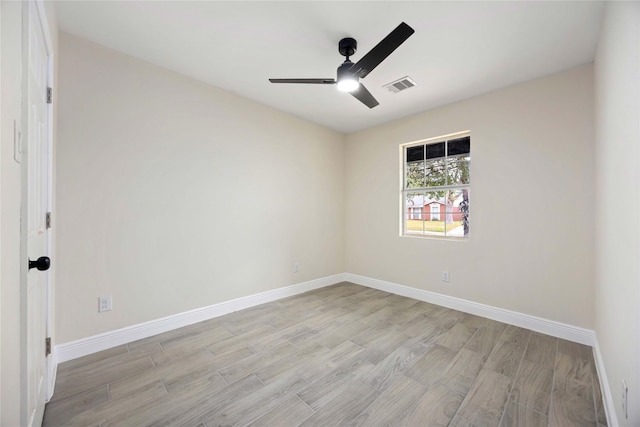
xmin=383 ymin=76 xmax=417 ymax=94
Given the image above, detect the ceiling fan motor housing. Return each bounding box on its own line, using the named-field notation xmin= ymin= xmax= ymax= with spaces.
xmin=338 ymin=37 xmax=357 ymax=58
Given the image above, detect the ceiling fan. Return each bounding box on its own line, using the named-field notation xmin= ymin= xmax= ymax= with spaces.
xmin=269 ymin=22 xmax=415 ymax=109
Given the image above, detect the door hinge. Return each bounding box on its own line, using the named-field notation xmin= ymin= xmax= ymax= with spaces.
xmin=46 ymin=212 xmax=52 ymax=229
xmin=46 ymin=87 xmax=53 ymax=104
xmin=45 ymin=337 xmax=51 ymax=356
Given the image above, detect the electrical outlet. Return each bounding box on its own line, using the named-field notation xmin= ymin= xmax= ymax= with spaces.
xmin=293 ymin=262 xmax=300 ymax=273
xmin=622 ymin=380 xmax=628 ymax=419
xmin=98 ymin=296 xmax=113 ymax=313
xmin=441 ymin=271 xmax=450 ymax=282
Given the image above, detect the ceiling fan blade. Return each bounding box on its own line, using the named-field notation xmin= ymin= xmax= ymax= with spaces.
xmin=349 ymin=22 xmax=415 ymax=79
xmin=269 ymin=78 xmax=336 ymax=84
xmin=351 ymin=83 xmax=379 ymax=108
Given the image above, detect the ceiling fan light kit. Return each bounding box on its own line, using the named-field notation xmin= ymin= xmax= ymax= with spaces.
xmin=336 ymin=61 xmax=359 ymax=92
xmin=269 ymin=22 xmax=415 ymax=108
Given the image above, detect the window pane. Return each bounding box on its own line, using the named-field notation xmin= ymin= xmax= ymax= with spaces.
xmin=426 ymin=142 xmax=445 ymax=160
xmin=448 ymin=136 xmax=470 ymax=156
xmin=425 ymin=159 xmax=447 ymax=187
xmin=443 ymin=188 xmax=470 ymax=237
xmin=404 ymin=192 xmax=426 ymax=235
xmin=446 ymin=156 xmax=471 ymax=186
xmin=406 ymin=145 xmax=424 ymax=162
xmin=405 ymin=161 xmax=425 ymax=189
xmin=417 ymin=191 xmax=445 ymax=236
xmin=444 ymin=190 xmax=464 ymax=237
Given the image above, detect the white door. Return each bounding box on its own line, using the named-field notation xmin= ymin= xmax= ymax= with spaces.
xmin=22 ymin=2 xmax=52 ymax=426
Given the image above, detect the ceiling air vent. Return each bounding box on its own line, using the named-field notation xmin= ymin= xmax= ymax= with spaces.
xmin=383 ymin=76 xmax=417 ymax=94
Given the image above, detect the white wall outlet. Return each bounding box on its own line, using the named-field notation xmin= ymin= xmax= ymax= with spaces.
xmin=441 ymin=271 xmax=450 ymax=282
xmin=293 ymin=262 xmax=300 ymax=273
xmin=98 ymin=296 xmax=113 ymax=312
xmin=622 ymin=380 xmax=628 ymax=419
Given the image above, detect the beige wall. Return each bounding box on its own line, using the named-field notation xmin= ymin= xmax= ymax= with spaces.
xmin=345 ymin=65 xmax=595 ymax=329
xmin=594 ymin=2 xmax=640 ymax=425
xmin=56 ymin=33 xmax=345 ymax=343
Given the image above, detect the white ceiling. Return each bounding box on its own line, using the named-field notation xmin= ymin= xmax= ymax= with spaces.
xmin=54 ymin=1 xmax=604 ymax=133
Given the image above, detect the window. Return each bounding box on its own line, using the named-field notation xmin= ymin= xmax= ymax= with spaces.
xmin=402 ymin=132 xmax=470 ymax=238
xmin=411 ymin=207 xmax=421 ymax=220
xmin=430 ymin=204 xmax=441 ymax=220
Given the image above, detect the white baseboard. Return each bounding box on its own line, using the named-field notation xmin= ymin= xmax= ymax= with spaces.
xmin=592 ymin=336 xmax=618 ymax=427
xmin=55 ymin=273 xmax=347 ymax=363
xmin=56 ymin=271 xmax=595 ymax=362
xmin=344 ymin=273 xmax=595 ymax=346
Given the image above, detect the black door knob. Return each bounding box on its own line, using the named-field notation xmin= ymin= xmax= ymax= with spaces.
xmin=29 ymin=256 xmax=51 ymax=271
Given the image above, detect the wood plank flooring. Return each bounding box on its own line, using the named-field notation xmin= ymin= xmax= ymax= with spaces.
xmin=43 ymin=282 xmax=608 ymax=427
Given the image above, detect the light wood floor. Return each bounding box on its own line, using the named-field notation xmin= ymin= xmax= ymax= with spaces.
xmin=44 ymin=282 xmax=608 ymax=427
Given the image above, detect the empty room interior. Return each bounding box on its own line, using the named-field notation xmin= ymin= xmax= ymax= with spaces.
xmin=1 ymin=1 xmax=639 ymax=426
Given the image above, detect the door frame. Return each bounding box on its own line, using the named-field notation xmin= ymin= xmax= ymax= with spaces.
xmin=19 ymin=0 xmax=55 ymax=424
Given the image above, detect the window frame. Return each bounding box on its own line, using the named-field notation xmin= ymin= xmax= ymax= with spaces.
xmin=400 ymin=131 xmax=471 ymax=240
